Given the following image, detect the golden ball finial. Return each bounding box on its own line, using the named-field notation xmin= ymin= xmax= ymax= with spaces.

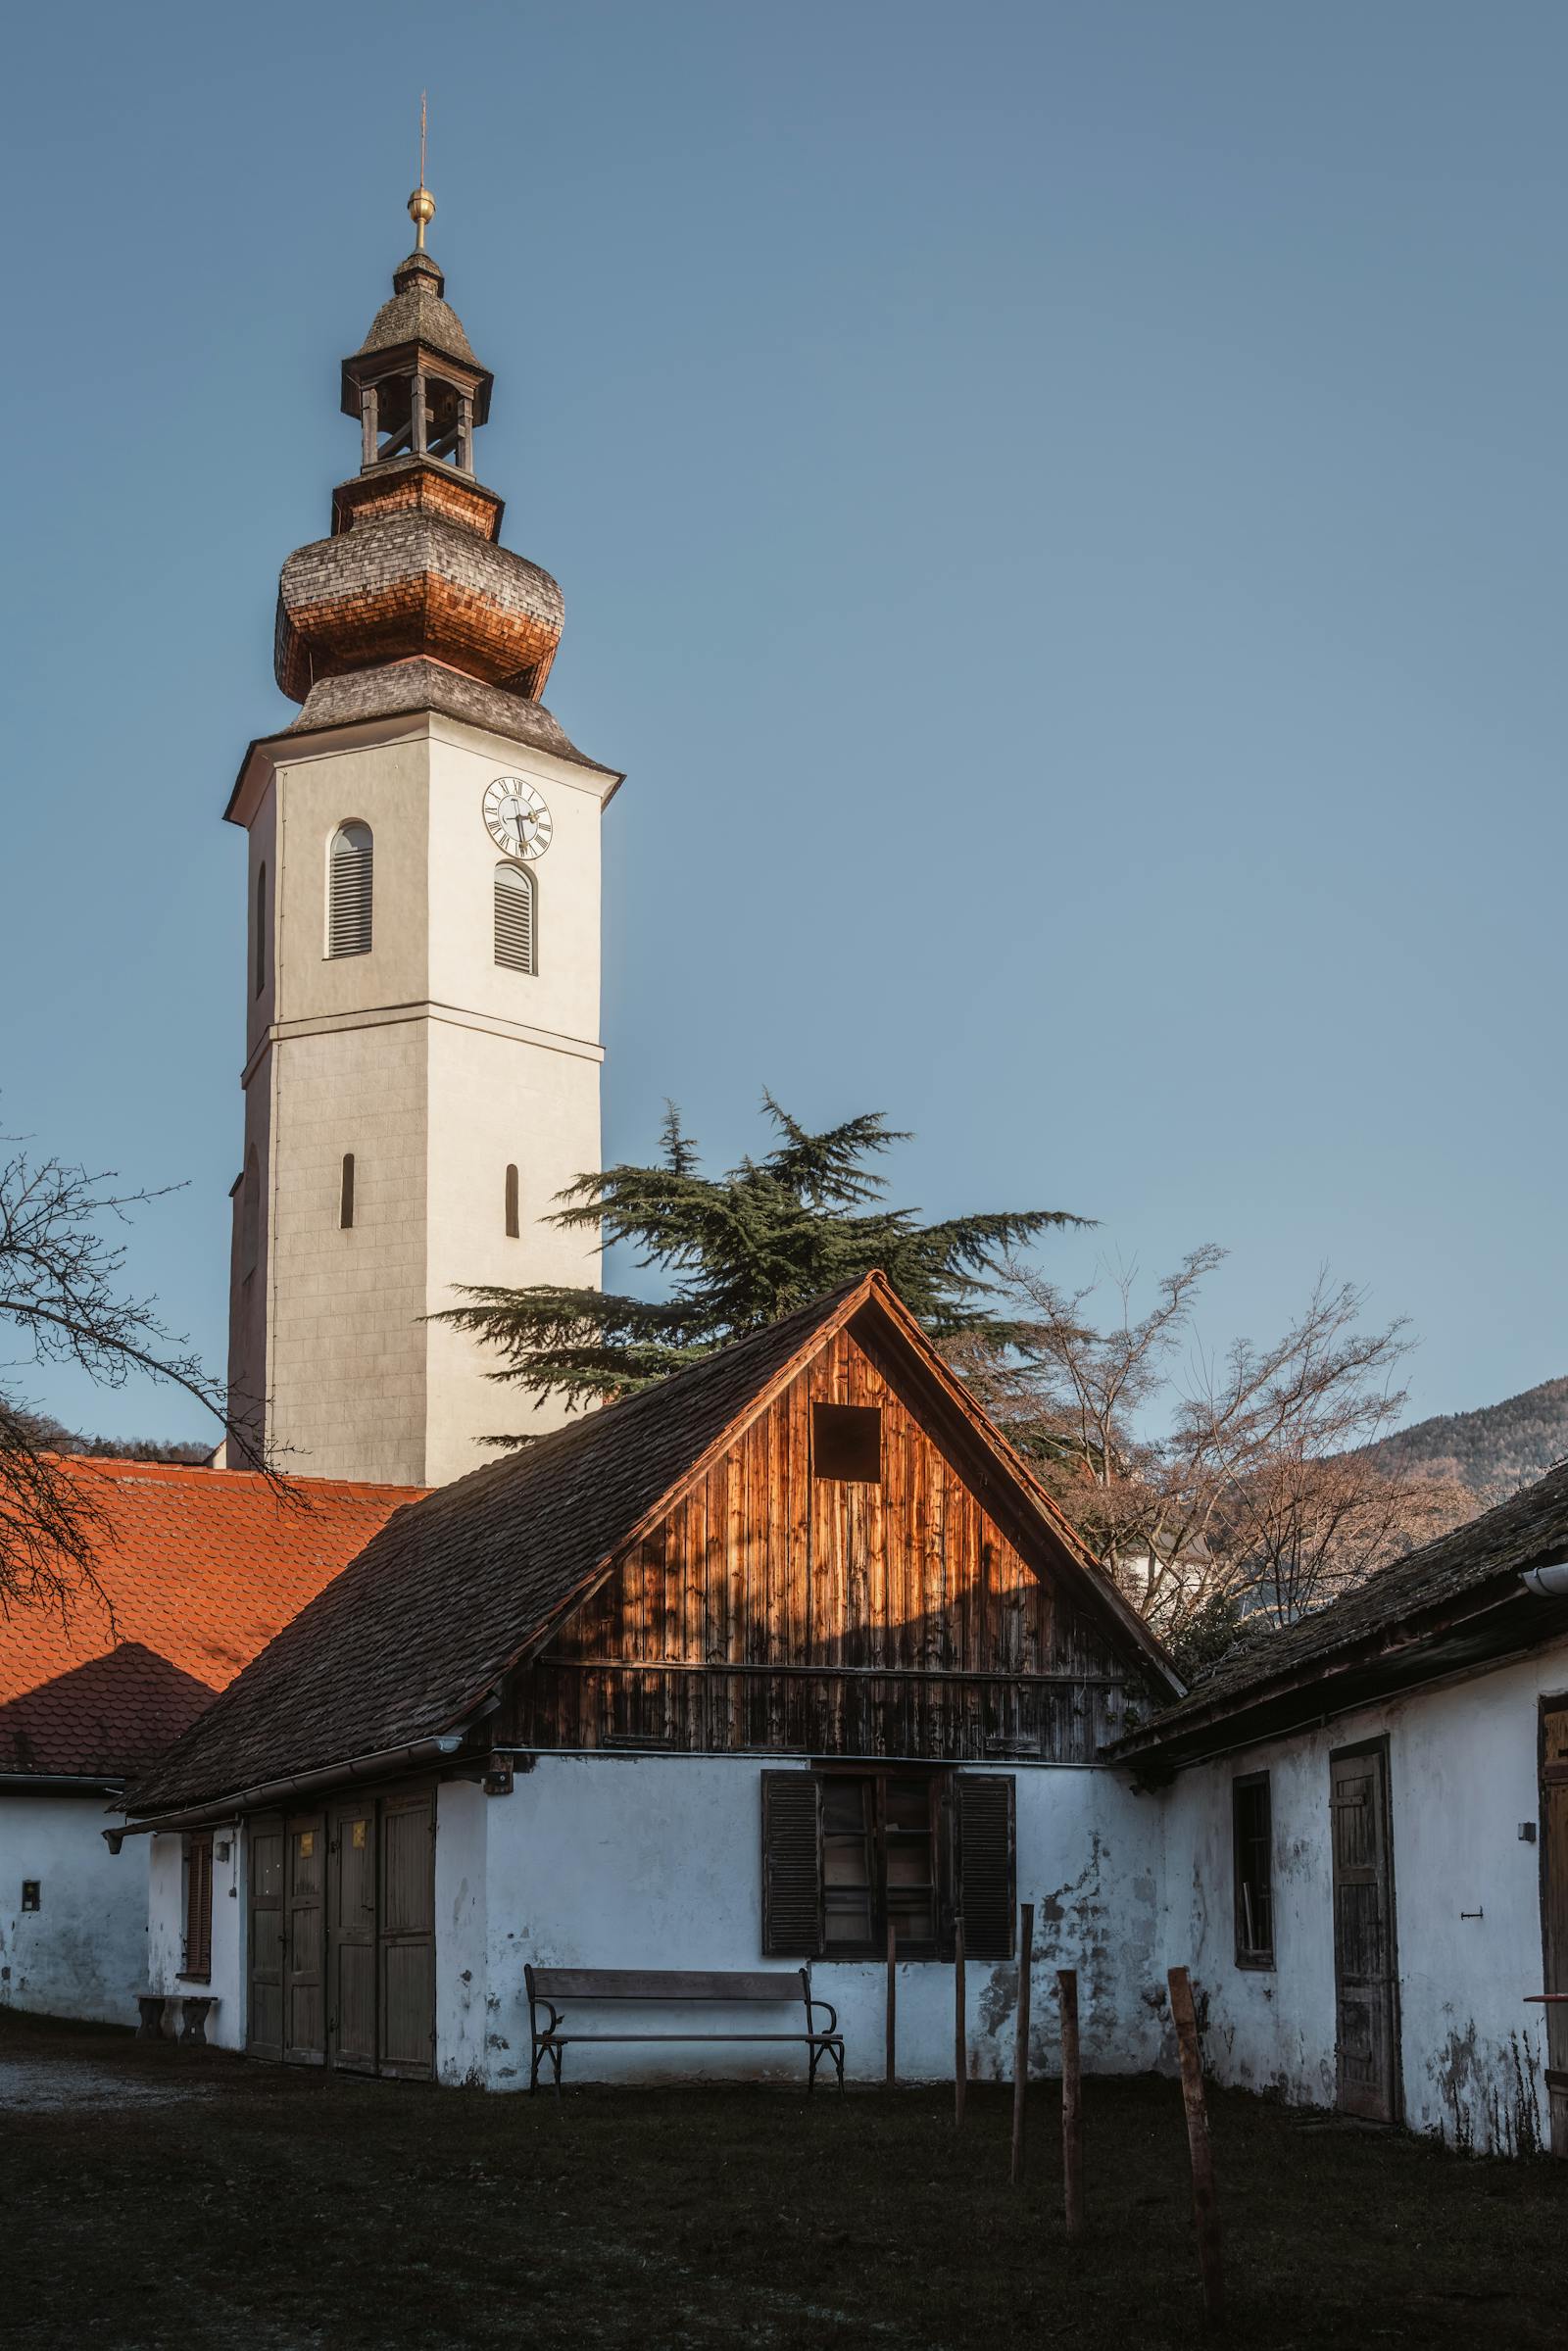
xmin=408 ymin=183 xmax=436 ymax=249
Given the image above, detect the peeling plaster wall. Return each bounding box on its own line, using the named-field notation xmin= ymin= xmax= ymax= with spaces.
xmin=435 ymin=1778 xmax=489 ymax=2084
xmin=1159 ymin=1640 xmax=1567 ymax=2155
xmin=462 ymin=1754 xmax=1166 ymax=2089
xmin=0 ymin=1797 xmax=145 ymax=2024
xmin=146 ymin=1826 xmax=248 ymax=2049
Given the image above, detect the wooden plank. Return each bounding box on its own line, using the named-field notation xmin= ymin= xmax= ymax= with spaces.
xmin=1011 ymin=1902 xmax=1034 ymax=2186
xmin=530 ymin=1968 xmax=809 ymax=2002
xmin=954 ymin=1916 xmax=967 ymax=2129
xmin=1168 ymin=1966 xmax=1224 ymax=2323
xmin=1058 ymin=1966 xmax=1083 ymax=2240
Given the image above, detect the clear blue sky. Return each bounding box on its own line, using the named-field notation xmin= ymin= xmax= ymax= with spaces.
xmin=5 ymin=1 xmax=1565 ymax=1443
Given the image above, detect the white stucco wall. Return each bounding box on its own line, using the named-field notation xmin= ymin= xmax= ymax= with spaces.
xmin=0 ymin=1796 xmax=147 ymax=2024
xmin=1158 ymin=1640 xmax=1567 ymax=2155
xmin=146 ymin=1825 xmax=247 ymax=2048
xmin=438 ymin=1755 xmax=1168 ymax=2090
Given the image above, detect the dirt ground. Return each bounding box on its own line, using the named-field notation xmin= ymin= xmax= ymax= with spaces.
xmin=3 ymin=2010 xmax=1564 ymax=2351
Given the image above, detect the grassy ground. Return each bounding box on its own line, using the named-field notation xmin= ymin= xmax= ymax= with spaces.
xmin=3 ymin=2010 xmax=1565 ymax=2350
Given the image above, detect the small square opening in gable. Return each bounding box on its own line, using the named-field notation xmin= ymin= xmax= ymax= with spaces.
xmin=812 ymin=1401 xmax=882 ymax=1484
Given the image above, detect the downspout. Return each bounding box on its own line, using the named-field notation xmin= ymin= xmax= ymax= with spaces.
xmin=103 ymin=1729 xmax=467 ymax=1849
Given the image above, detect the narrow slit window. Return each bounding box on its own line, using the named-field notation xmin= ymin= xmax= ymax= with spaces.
xmin=182 ymin=1833 xmax=213 ymax=1982
xmin=495 ymin=861 xmax=536 ymax=973
xmin=505 ymin=1163 xmax=519 ymax=1238
xmin=328 ymin=822 xmax=373 ymax=957
xmin=1233 ymin=1772 xmax=1275 ymax=1968
xmin=811 ymin=1402 xmax=882 ymax=1484
xmin=240 ymin=1147 xmax=260 ymax=1277
xmin=254 ymin=861 xmax=268 ymax=998
xmin=339 ymin=1153 xmax=356 ymax=1231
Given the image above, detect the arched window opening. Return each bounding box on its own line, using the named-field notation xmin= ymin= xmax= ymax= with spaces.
xmin=505 ymin=1163 xmax=519 ymax=1239
xmin=254 ymin=861 xmax=268 ymax=999
xmin=339 ymin=1153 xmax=356 ymax=1231
xmin=494 ymin=861 xmax=535 ymax=974
xmin=328 ymin=822 xmax=373 ymax=957
xmin=240 ymin=1148 xmax=260 ymax=1277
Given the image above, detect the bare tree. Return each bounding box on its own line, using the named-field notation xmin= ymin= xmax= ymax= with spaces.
xmin=957 ymin=1249 xmax=1478 ymax=1647
xmin=0 ymin=1135 xmax=270 ymax=1620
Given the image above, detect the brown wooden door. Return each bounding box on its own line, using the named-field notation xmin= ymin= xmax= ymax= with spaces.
xmin=378 ymin=1791 xmax=435 ymax=2080
xmin=1542 ymin=1700 xmax=1568 ymax=2158
xmin=329 ymin=1803 xmax=377 ymax=2074
xmin=1330 ymin=1741 xmax=1399 ymax=2123
xmin=246 ymin=1815 xmax=284 ymax=2059
xmin=283 ymin=1811 xmax=327 ymax=2066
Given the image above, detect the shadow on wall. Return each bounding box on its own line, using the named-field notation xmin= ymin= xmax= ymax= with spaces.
xmin=0 ymin=1643 xmax=219 ymax=1778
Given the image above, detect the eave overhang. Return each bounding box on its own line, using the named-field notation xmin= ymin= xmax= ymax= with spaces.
xmin=1108 ymin=1577 xmax=1568 ymax=1780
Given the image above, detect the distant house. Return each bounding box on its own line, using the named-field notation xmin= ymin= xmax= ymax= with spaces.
xmin=120 ymin=1273 xmax=1182 ymax=2084
xmin=1113 ymin=1462 xmax=1568 ymax=2157
xmin=0 ymin=1460 xmax=421 ymax=2023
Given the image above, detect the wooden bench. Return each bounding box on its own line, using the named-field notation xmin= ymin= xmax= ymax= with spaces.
xmin=523 ymin=1966 xmax=845 ymax=2094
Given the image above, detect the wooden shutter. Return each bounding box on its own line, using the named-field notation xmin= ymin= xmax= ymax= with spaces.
xmin=328 ymin=824 xmax=373 ymax=957
xmin=760 ymin=1772 xmax=823 ymax=1956
xmin=378 ymin=1791 xmax=436 ymax=2080
xmin=955 ymin=1775 xmax=1015 ymax=1962
xmin=184 ymin=1834 xmax=214 ymax=1981
xmin=247 ymin=1816 xmax=284 ymax=2059
xmin=495 ymin=863 xmax=535 ymax=972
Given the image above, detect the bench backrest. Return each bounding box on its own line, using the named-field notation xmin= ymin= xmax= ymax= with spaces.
xmin=526 ymin=1967 xmax=807 ymax=2005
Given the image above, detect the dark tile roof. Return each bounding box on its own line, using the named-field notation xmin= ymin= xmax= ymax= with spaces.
xmin=0 ymin=1464 xmax=422 ymax=1780
xmin=355 ymin=249 xmax=479 ymax=367
xmin=1116 ymin=1457 xmax=1568 ymax=1756
xmin=289 ymin=659 xmax=618 ymax=778
xmin=125 ymin=1289 xmax=862 ymax=1817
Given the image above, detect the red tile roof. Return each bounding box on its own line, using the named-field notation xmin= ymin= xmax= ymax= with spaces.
xmin=0 ymin=1460 xmax=423 ymax=1781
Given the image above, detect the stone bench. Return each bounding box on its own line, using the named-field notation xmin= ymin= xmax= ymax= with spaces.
xmin=136 ymin=1993 xmax=220 ymax=2044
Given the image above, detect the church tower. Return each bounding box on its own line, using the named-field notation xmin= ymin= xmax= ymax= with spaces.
xmin=224 ymin=179 xmax=620 ymax=1487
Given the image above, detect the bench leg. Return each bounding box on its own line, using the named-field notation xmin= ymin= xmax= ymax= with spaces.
xmin=137 ymin=1995 xmax=169 ymax=2041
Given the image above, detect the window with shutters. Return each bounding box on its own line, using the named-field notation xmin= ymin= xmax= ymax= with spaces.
xmin=760 ymin=1769 xmax=1014 ymax=1963
xmin=495 ymin=861 xmax=536 ymax=973
xmin=328 ymin=822 xmax=373 ymax=957
xmin=181 ymin=1832 xmax=214 ymax=1982
xmin=1233 ymin=1772 xmax=1275 ymax=1968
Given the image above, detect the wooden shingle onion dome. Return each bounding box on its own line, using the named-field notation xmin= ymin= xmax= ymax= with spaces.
xmin=273 ymin=181 xmax=564 ymax=709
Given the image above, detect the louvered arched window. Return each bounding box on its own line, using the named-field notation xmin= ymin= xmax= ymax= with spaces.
xmin=495 ymin=861 xmax=536 ymax=973
xmin=328 ymin=822 xmax=373 ymax=957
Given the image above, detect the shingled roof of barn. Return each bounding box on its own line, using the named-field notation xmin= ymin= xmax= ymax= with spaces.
xmin=124 ymin=1274 xmax=1180 ymax=1821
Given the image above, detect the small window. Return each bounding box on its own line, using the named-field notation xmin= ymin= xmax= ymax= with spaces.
xmin=495 ymin=861 xmax=536 ymax=973
xmin=1233 ymin=1772 xmax=1274 ymax=1968
xmin=339 ymin=1152 xmax=356 ymax=1230
xmin=760 ymin=1769 xmax=1014 ymax=1963
xmin=240 ymin=1146 xmax=260 ymax=1277
xmin=182 ymin=1834 xmax=213 ymax=1982
xmin=328 ymin=822 xmax=373 ymax=957
xmin=811 ymin=1402 xmax=882 ymax=1484
xmin=21 ymin=1880 xmax=40 ymax=1912
xmin=505 ymin=1163 xmax=519 ymax=1238
xmin=254 ymin=861 xmax=268 ymax=999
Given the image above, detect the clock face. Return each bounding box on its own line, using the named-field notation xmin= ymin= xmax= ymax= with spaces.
xmin=483 ymin=775 xmax=554 ymax=860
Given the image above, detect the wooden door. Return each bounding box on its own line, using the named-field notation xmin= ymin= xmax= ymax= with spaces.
xmin=1330 ymin=1741 xmax=1399 ymax=2123
xmin=246 ymin=1815 xmax=284 ymax=2059
xmin=1542 ymin=1700 xmax=1568 ymax=2158
xmin=328 ymin=1803 xmax=377 ymax=2074
xmin=378 ymin=1791 xmax=435 ymax=2080
xmin=283 ymin=1811 xmax=327 ymax=2066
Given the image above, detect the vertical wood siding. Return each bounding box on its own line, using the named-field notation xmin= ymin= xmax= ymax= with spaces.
xmin=506 ymin=1329 xmax=1131 ymax=1762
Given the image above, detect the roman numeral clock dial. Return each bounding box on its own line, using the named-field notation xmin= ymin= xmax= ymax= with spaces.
xmin=483 ymin=776 xmax=554 ymax=859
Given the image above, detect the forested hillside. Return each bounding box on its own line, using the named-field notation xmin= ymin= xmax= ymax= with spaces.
xmin=1364 ymin=1374 xmax=1568 ymax=1498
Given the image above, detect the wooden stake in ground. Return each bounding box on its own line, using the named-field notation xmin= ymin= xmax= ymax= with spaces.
xmin=1057 ymin=1967 xmax=1083 ymax=2241
xmin=954 ymin=1916 xmax=967 ymax=2129
xmin=1167 ymin=1966 xmax=1224 ymax=2326
xmin=885 ymin=1914 xmax=897 ymax=2085
xmin=1010 ymin=1902 xmax=1034 ymax=2186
